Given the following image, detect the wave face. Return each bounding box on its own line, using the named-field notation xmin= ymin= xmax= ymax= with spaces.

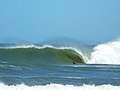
xmin=0 ymin=45 xmax=85 ymax=65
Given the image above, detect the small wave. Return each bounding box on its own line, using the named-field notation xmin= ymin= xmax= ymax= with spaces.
xmin=0 ymin=83 xmax=119 ymax=90
xmin=49 ymin=76 xmax=85 ymax=79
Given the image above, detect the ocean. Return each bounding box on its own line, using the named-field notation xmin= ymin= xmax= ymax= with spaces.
xmin=0 ymin=39 xmax=120 ymax=90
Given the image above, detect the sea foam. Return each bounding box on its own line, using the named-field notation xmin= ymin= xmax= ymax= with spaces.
xmin=0 ymin=83 xmax=120 ymax=90
xmin=89 ymin=39 xmax=120 ymax=64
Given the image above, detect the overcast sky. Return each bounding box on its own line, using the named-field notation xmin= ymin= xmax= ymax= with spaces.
xmin=0 ymin=0 xmax=120 ymax=44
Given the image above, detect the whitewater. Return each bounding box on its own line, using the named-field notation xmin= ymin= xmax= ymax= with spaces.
xmin=0 ymin=83 xmax=120 ymax=90
xmin=0 ymin=39 xmax=120 ymax=90
xmin=88 ymin=39 xmax=120 ymax=64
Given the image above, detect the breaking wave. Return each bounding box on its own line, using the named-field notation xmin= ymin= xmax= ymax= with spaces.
xmin=89 ymin=39 xmax=120 ymax=64
xmin=0 ymin=39 xmax=120 ymax=64
xmin=0 ymin=45 xmax=85 ymax=65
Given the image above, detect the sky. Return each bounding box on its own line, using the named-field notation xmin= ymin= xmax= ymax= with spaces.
xmin=0 ymin=0 xmax=120 ymax=45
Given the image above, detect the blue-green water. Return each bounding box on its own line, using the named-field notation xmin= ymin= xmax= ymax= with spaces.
xmin=0 ymin=42 xmax=120 ymax=90
xmin=0 ymin=63 xmax=120 ymax=86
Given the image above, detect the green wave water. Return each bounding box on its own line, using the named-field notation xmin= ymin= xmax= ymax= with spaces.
xmin=0 ymin=45 xmax=85 ymax=65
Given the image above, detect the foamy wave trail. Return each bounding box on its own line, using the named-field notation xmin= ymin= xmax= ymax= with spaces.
xmin=88 ymin=39 xmax=120 ymax=64
xmin=0 ymin=83 xmax=120 ymax=90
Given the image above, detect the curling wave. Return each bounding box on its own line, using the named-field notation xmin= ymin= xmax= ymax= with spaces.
xmin=0 ymin=38 xmax=120 ymax=64
xmin=0 ymin=45 xmax=85 ymax=65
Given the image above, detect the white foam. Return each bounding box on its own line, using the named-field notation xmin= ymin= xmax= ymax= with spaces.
xmin=0 ymin=83 xmax=119 ymax=90
xmin=0 ymin=44 xmax=36 ymax=49
xmin=88 ymin=39 xmax=120 ymax=64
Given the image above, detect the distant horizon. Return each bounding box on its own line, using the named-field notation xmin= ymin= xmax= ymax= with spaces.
xmin=0 ymin=35 xmax=120 ymax=45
